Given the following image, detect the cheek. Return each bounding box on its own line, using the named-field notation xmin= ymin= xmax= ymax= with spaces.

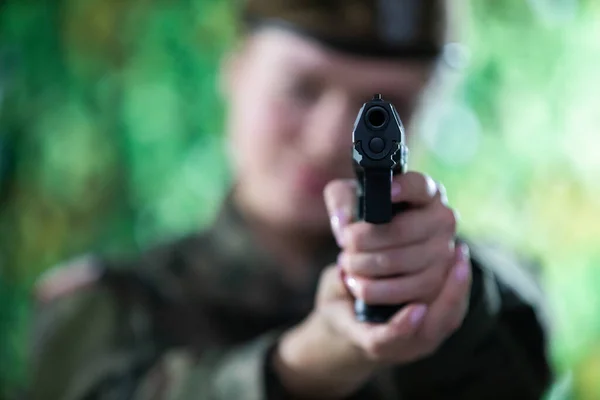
xmin=229 ymin=89 xmax=302 ymax=177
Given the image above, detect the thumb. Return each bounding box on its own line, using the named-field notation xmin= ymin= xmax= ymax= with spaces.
xmin=323 ymin=179 xmax=357 ymax=247
xmin=316 ymin=264 xmax=354 ymax=305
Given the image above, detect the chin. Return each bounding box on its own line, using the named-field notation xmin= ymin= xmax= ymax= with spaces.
xmin=272 ymin=196 xmax=330 ymax=233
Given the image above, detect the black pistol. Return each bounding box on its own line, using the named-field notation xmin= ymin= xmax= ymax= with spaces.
xmin=352 ymin=94 xmax=409 ymax=323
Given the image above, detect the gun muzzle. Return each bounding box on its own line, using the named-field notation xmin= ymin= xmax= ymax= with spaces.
xmin=365 ymin=106 xmax=389 ymax=129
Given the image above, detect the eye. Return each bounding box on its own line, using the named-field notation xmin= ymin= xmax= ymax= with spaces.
xmin=285 ymin=77 xmax=322 ymax=104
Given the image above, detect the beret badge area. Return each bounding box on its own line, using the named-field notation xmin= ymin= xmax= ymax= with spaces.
xmin=242 ymin=0 xmax=449 ymax=59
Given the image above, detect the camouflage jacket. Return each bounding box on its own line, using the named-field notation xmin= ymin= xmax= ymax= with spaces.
xmin=27 ymin=197 xmax=553 ymax=400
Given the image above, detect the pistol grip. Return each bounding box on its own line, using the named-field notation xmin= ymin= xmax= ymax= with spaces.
xmin=354 ymin=169 xmax=410 ymax=324
xmin=361 ymin=168 xmax=393 ymax=224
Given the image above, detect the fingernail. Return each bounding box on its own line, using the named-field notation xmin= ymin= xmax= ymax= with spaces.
xmin=345 ymin=276 xmax=357 ymax=292
xmin=337 ymin=252 xmax=345 ymax=268
xmin=391 ymin=182 xmax=402 ymax=198
xmin=330 ymin=210 xmax=348 ymax=247
xmin=438 ymin=182 xmax=449 ymax=205
xmin=454 ymin=261 xmax=470 ymax=282
xmin=448 ymin=239 xmax=456 ymax=252
xmin=459 ymin=243 xmax=470 ymax=263
xmin=425 ymin=176 xmax=438 ymax=198
xmin=453 ymin=209 xmax=462 ymax=224
xmin=410 ymin=305 xmax=427 ymax=326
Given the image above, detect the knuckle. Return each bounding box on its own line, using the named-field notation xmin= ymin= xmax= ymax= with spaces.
xmin=344 ymin=228 xmax=360 ymax=250
xmin=439 ymin=206 xmax=457 ymax=232
xmin=345 ymin=255 xmax=358 ymax=274
xmin=374 ymin=253 xmax=390 ymax=273
xmin=439 ymin=239 xmax=456 ymax=264
xmin=402 ymin=171 xmax=419 ymax=182
xmin=401 ymin=172 xmax=426 ymax=195
xmin=339 ymin=252 xmax=350 ymax=268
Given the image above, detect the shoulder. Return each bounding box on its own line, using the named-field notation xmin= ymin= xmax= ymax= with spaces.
xmin=29 ymin=236 xmax=205 ymax=356
xmin=34 ymin=232 xmax=217 ymax=306
xmin=467 ymin=240 xmax=545 ymax=297
xmin=31 ymin=254 xmax=131 ymax=347
xmin=34 ymin=254 xmax=105 ymax=305
xmin=466 ymin=239 xmax=550 ymax=327
xmin=31 ymin=232 xmax=222 ymax=345
xmin=28 ymin=240 xmax=207 ymax=400
xmin=30 ymin=255 xmax=127 ymax=395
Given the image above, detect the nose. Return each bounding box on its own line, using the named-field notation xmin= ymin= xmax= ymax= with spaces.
xmin=301 ymin=92 xmax=356 ymax=166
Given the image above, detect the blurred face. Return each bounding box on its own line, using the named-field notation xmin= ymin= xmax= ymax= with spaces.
xmin=223 ymin=28 xmax=433 ymax=233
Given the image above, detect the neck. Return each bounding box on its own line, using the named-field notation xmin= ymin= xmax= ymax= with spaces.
xmin=232 ymin=188 xmax=337 ymax=285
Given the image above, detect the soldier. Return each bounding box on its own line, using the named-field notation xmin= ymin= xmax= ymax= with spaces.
xmin=27 ymin=0 xmax=553 ymax=399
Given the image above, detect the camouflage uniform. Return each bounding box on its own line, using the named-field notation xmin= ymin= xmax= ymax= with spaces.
xmin=27 ymin=1 xmax=553 ymax=399
xmin=28 ymin=195 xmax=553 ymax=400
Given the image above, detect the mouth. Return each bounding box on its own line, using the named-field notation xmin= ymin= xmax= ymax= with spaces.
xmin=293 ymin=166 xmax=338 ymax=198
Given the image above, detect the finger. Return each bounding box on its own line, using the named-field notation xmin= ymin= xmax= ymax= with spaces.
xmin=323 ymin=179 xmax=357 ymax=247
xmin=320 ymin=269 xmax=429 ymax=361
xmin=316 ymin=264 xmax=354 ymax=305
xmin=436 ymin=181 xmax=449 ymax=206
xmin=326 ymin=300 xmax=427 ymax=360
xmin=339 ymin=236 xmax=455 ymax=278
xmin=318 ymin=267 xmax=429 ymax=360
xmin=391 ymin=172 xmax=439 ymax=206
xmin=344 ymin=263 xmax=447 ymax=305
xmin=352 ymin=303 xmax=427 ymax=359
xmin=344 ymin=204 xmax=457 ymax=251
xmin=421 ymin=243 xmax=472 ymax=342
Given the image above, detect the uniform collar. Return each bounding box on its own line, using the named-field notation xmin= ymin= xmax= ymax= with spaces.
xmin=195 ymin=191 xmax=340 ymax=317
xmin=211 ymin=191 xmax=341 ymax=274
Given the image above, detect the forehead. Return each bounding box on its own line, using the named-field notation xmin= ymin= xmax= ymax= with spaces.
xmin=244 ymin=28 xmax=433 ymax=94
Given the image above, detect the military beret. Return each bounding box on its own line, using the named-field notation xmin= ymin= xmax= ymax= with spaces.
xmin=241 ymin=0 xmax=455 ymax=59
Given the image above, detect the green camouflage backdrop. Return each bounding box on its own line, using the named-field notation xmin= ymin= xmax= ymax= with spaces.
xmin=0 ymin=0 xmax=599 ymax=398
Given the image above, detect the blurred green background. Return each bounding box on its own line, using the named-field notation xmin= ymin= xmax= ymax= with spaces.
xmin=0 ymin=0 xmax=599 ymax=399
